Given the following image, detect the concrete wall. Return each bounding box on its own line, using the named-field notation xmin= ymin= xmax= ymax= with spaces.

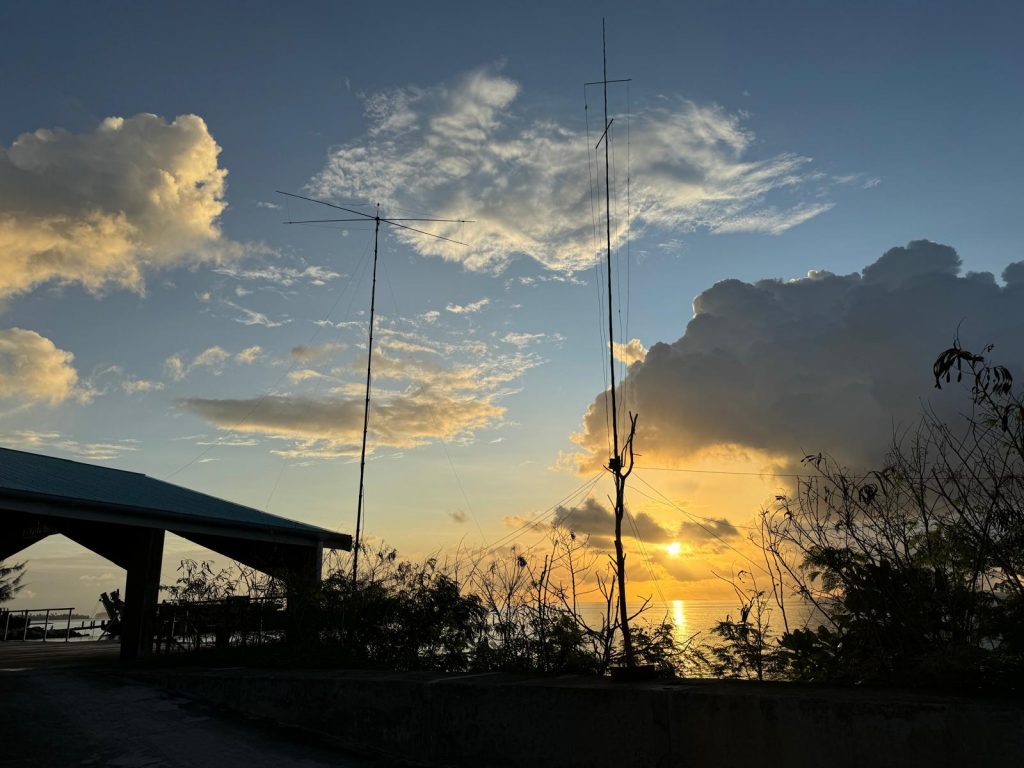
xmin=132 ymin=668 xmax=1024 ymax=767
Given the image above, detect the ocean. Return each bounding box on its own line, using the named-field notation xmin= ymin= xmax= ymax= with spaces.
xmin=576 ymin=599 xmax=823 ymax=646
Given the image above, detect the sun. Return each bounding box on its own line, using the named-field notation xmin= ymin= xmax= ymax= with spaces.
xmin=666 ymin=542 xmax=682 ymax=557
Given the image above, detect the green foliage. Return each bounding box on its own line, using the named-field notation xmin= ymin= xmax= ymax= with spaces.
xmin=0 ymin=560 xmax=26 ymax=604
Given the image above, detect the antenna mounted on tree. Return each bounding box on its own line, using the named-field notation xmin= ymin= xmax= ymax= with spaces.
xmin=585 ymin=18 xmax=639 ymax=671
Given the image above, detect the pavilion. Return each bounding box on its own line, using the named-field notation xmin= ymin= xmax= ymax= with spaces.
xmin=0 ymin=447 xmax=351 ymax=659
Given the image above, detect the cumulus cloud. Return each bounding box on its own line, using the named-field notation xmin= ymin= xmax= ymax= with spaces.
xmin=311 ymin=68 xmax=837 ymax=274
xmin=0 ymin=113 xmax=235 ymax=298
xmin=0 ymin=328 xmax=83 ymax=406
xmin=549 ymin=498 xmax=739 ymax=547
xmin=551 ymin=498 xmax=671 ymax=546
xmin=612 ymin=338 xmax=647 ymax=366
xmin=574 ymin=240 xmax=1024 ymax=471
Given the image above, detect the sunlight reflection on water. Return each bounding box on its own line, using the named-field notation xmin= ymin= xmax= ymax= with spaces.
xmin=577 ymin=599 xmax=822 ymax=647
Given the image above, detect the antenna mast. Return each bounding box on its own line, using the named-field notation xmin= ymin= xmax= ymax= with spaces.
xmin=278 ymin=191 xmax=473 ymax=581
xmin=588 ymin=18 xmax=638 ymax=669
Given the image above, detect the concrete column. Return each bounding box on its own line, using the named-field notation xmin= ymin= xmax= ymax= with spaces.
xmin=284 ymin=544 xmax=323 ymax=644
xmin=120 ymin=528 xmax=164 ymax=661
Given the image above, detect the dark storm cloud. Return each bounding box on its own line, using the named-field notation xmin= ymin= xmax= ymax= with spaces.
xmin=576 ymin=241 xmax=1024 ymax=469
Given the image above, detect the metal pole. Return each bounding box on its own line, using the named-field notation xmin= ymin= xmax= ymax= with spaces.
xmin=352 ymin=205 xmax=381 ymax=583
xmin=43 ymin=609 xmax=50 ymax=642
xmin=22 ymin=610 xmax=29 ymax=641
xmin=66 ymin=608 xmax=73 ymax=642
xmin=602 ymin=17 xmax=620 ymax=463
xmin=599 ymin=17 xmax=635 ymax=669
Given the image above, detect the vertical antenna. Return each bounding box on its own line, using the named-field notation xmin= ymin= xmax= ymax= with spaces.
xmin=277 ymin=190 xmax=473 ymax=582
xmin=588 ymin=18 xmax=638 ymax=670
xmin=602 ymin=18 xmax=620 ymax=465
xmin=352 ymin=205 xmax=381 ymax=583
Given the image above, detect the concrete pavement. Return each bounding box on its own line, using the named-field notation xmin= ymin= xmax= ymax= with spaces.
xmin=0 ymin=643 xmax=388 ymax=768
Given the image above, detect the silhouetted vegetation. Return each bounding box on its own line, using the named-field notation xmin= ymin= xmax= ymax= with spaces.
xmin=0 ymin=560 xmax=25 ymax=604
xmin=312 ymin=529 xmax=688 ymax=675
xmin=149 ymin=342 xmax=1024 ymax=690
xmin=725 ymin=341 xmax=1024 ymax=689
xmin=156 ymin=529 xmax=689 ymax=675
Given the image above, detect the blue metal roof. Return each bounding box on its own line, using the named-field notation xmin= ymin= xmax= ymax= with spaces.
xmin=0 ymin=447 xmax=350 ymax=549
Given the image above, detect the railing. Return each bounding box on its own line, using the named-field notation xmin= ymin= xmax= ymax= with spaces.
xmin=0 ymin=607 xmax=107 ymax=642
xmin=155 ymin=596 xmax=286 ymax=653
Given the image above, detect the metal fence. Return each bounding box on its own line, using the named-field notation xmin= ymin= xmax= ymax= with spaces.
xmin=0 ymin=607 xmax=107 ymax=642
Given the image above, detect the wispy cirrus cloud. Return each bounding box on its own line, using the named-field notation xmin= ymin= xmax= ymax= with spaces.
xmin=446 ymin=298 xmax=490 ymax=314
xmin=0 ymin=430 xmax=139 ymax=461
xmin=180 ymin=387 xmax=506 ymax=457
xmin=165 ymin=345 xmax=263 ymax=381
xmin=221 ymin=299 xmax=291 ymax=328
xmin=91 ymin=364 xmax=165 ymax=396
xmin=312 ymin=68 xmax=843 ymax=274
xmin=502 ymin=331 xmax=563 ymax=348
xmin=290 ymin=342 xmax=347 ymax=363
xmin=213 ymin=263 xmax=341 ymax=288
xmin=178 ymin=314 xmax=543 ymax=457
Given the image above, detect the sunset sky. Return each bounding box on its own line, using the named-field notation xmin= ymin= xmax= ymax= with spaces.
xmin=3 ymin=1 xmax=1023 ymax=611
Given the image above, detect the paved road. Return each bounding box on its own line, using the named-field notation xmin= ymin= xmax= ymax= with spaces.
xmin=0 ymin=644 xmax=386 ymax=768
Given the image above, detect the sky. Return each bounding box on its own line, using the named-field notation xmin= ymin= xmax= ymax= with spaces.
xmin=2 ymin=0 xmax=1023 ymax=612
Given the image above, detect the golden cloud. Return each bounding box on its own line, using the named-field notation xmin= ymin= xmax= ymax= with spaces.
xmin=0 ymin=113 xmax=234 ymax=298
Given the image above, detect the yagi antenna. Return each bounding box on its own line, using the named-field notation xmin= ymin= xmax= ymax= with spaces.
xmin=276 ymin=189 xmax=474 ymax=582
xmin=277 ymin=190 xmax=474 ymax=245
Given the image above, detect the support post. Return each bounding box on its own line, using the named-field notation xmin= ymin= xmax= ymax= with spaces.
xmin=120 ymin=528 xmax=164 ymax=661
xmin=285 ymin=544 xmax=323 ymax=645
